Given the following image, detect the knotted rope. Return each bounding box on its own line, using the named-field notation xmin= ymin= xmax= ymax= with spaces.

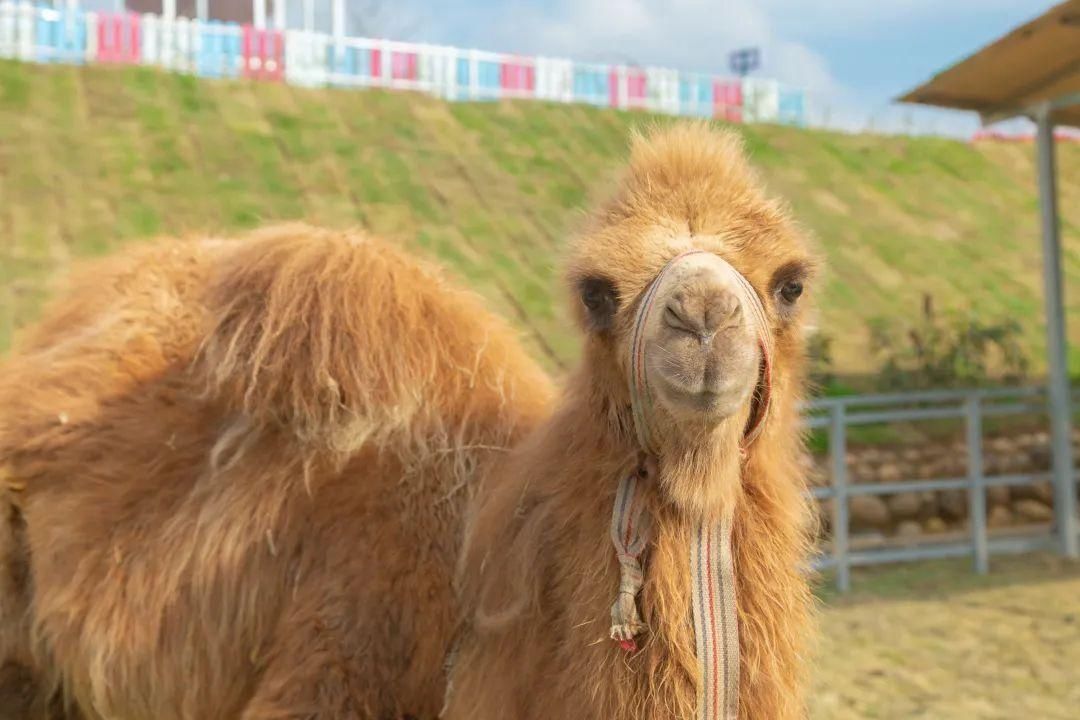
xmin=609 ymin=464 xmax=652 ymax=651
xmin=608 ymin=250 xmax=772 ymax=720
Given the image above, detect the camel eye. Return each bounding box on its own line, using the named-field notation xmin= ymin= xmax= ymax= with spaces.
xmin=579 ymin=276 xmax=620 ymax=332
xmin=779 ymin=280 xmax=803 ymax=304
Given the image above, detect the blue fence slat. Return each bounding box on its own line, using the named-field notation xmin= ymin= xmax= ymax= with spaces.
xmin=778 ymin=88 xmax=805 ymax=126
xmin=197 ymin=21 xmax=241 ymax=78
xmin=362 ymin=47 xmax=377 ymax=78
xmin=678 ymin=77 xmax=712 ymax=117
xmin=477 ymin=59 xmax=499 ymax=91
xmin=455 ymin=55 xmax=471 ymax=98
xmin=572 ymin=67 xmax=605 ymax=106
xmin=694 ymin=77 xmax=713 ymax=117
xmin=326 ymin=43 xmax=356 ymax=78
xmin=35 ymin=6 xmax=87 ymax=64
xmin=678 ymin=78 xmax=692 ymax=106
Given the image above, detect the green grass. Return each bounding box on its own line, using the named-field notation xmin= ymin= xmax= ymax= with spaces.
xmin=2 ymin=60 xmax=1079 ymax=375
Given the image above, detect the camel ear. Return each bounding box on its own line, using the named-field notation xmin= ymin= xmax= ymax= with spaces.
xmin=578 ymin=275 xmax=620 ymax=333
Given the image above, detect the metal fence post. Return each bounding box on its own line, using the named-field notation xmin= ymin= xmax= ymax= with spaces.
xmin=965 ymin=393 xmax=989 ymax=574
xmin=830 ymin=403 xmax=850 ymax=592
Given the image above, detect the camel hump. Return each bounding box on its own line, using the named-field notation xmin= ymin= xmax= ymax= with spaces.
xmin=197 ymin=224 xmax=551 ymax=458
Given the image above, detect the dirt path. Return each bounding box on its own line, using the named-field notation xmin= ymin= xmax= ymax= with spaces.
xmin=811 ymin=555 xmax=1080 ymax=719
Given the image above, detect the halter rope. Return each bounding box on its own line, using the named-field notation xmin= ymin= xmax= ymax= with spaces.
xmin=608 ymin=250 xmax=773 ymax=720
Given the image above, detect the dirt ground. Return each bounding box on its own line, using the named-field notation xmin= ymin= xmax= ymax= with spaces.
xmin=811 ymin=554 xmax=1080 ymax=719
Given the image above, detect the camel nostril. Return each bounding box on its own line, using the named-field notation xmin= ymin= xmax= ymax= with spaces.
xmin=664 ymin=303 xmax=699 ymax=334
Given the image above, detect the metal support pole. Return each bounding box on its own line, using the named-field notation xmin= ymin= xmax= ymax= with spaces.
xmin=1036 ymin=105 xmax=1078 ymax=558
xmin=253 ymin=0 xmax=266 ymax=30
xmin=331 ymin=0 xmax=344 ymax=74
xmin=830 ymin=404 xmax=850 ymax=592
xmin=196 ymin=0 xmax=207 ymax=22
xmin=966 ymin=393 xmax=989 ymax=574
xmin=272 ymin=0 xmax=284 ymax=30
xmin=302 ymin=0 xmax=313 ymax=32
xmin=331 ymin=0 xmax=343 ymax=39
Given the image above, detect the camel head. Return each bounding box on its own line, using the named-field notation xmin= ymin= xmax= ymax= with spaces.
xmin=567 ymin=122 xmax=816 ymax=518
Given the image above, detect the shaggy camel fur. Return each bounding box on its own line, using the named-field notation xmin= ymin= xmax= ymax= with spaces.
xmin=0 ymin=225 xmax=553 ymax=718
xmin=445 ymin=123 xmax=818 ymax=719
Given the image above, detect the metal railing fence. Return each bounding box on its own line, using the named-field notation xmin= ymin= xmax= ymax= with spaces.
xmin=805 ymin=386 xmax=1079 ymax=591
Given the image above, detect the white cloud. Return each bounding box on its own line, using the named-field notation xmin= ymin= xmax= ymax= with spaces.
xmin=481 ymin=0 xmax=846 ymax=97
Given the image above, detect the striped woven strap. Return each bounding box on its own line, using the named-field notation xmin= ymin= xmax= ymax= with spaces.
xmin=691 ymin=516 xmax=740 ymax=720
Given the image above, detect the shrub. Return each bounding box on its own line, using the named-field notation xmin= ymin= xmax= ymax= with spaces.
xmin=868 ymin=294 xmax=1029 ymax=390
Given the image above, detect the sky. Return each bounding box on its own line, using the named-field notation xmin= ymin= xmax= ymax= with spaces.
xmin=384 ymin=0 xmax=1062 ymax=136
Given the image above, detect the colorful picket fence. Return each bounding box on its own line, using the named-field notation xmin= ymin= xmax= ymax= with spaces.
xmin=0 ymin=1 xmax=808 ymax=126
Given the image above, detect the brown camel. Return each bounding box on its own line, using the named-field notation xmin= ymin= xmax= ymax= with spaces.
xmin=0 ymin=121 xmax=817 ymax=719
xmin=444 ymin=122 xmax=817 ymax=719
xmin=0 ymin=226 xmax=553 ymax=718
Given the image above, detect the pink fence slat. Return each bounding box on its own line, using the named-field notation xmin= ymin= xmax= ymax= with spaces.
xmin=627 ymin=68 xmax=646 ymax=107
xmin=264 ymin=30 xmax=284 ymax=81
xmin=390 ymin=51 xmax=417 ymax=81
xmin=96 ymin=12 xmax=141 ymax=65
xmin=241 ymin=26 xmax=256 ymax=78
xmin=713 ymin=80 xmax=743 ymax=122
xmin=371 ymin=48 xmax=382 ymax=79
xmin=608 ymin=67 xmax=647 ymax=108
xmin=242 ymin=26 xmax=284 ymax=82
xmin=499 ymin=58 xmax=535 ymax=93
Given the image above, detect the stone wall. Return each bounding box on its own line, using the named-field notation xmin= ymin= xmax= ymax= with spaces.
xmin=810 ymin=429 xmax=1080 ymax=542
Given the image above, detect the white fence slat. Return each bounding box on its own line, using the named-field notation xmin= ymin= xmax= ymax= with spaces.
xmin=743 ymin=78 xmax=780 ymax=123
xmin=15 ymin=0 xmax=34 ymax=61
xmin=84 ymin=10 xmax=96 ymax=62
xmin=285 ymin=29 xmax=329 ymax=87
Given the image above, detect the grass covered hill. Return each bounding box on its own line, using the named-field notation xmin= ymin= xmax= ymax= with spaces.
xmin=2 ymin=59 xmax=1078 ymax=380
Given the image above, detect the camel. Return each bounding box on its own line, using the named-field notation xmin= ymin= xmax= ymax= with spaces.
xmin=443 ymin=122 xmax=817 ymax=719
xmin=0 ymin=226 xmax=554 ymax=718
xmin=0 ymin=121 xmax=817 ymax=719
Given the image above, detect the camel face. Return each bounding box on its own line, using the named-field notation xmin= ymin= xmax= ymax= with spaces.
xmin=567 ymin=123 xmax=816 ymax=515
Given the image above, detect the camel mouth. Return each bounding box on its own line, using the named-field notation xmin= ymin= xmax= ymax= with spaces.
xmin=653 ymin=370 xmax=754 ymax=422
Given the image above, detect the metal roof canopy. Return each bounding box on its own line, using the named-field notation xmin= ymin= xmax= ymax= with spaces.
xmin=900 ymin=0 xmax=1080 ymax=558
xmin=900 ymin=0 xmax=1080 ymax=127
